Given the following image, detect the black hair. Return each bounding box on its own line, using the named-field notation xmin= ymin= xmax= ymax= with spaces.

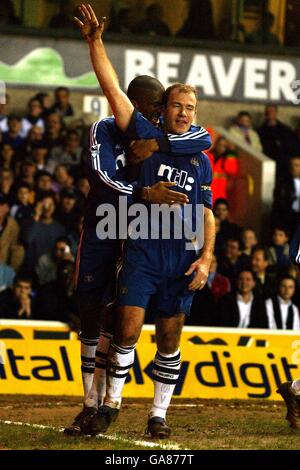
xmin=28 ymin=97 xmax=41 ymax=107
xmin=289 ymin=155 xmax=300 ymax=161
xmin=272 ymin=225 xmax=290 ymax=238
xmin=55 ymin=236 xmax=71 ymax=246
xmin=278 ymin=274 xmax=296 ymax=289
xmin=127 ymin=75 xmax=164 ymax=102
xmin=55 ymin=86 xmax=70 ymax=95
xmin=238 ymin=111 xmax=251 ymax=119
xmin=226 ymin=237 xmax=242 ymax=250
xmin=265 ymin=103 xmax=278 ymax=111
xmin=213 ymin=198 xmax=229 ymax=209
xmin=13 ymin=272 xmax=33 ymax=286
xmin=31 ymin=140 xmax=49 ymax=150
xmin=7 ymin=114 xmax=21 ymax=123
xmin=252 ymin=246 xmax=269 ymax=261
xmin=146 ymin=3 xmax=161 ymax=16
xmin=35 ymin=170 xmax=53 ymax=179
xmin=237 ymin=269 xmax=256 ymax=281
xmin=16 ymin=182 xmax=31 ymax=191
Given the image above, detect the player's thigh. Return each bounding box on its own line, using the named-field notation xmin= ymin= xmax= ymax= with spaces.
xmin=76 ymin=228 xmax=119 ymax=302
xmin=116 ymin=239 xmax=162 ymax=312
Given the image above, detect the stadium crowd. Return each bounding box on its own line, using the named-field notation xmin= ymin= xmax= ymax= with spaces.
xmin=1 ymin=0 xmax=297 ymax=47
xmin=1 ymin=85 xmax=300 ymax=331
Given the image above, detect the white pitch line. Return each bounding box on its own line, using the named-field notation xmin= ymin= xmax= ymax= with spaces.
xmin=0 ymin=420 xmax=183 ymax=451
xmin=170 ymin=404 xmax=205 ymax=408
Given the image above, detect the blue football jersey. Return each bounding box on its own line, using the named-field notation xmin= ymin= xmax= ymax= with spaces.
xmin=128 ymin=112 xmax=213 ymax=238
xmin=84 ymin=112 xmax=212 ymax=227
xmin=126 ymin=111 xmax=212 ymax=155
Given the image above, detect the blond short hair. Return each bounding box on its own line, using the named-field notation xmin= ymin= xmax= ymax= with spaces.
xmin=163 ymin=83 xmax=198 ymax=107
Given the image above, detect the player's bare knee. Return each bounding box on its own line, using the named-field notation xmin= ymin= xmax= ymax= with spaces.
xmin=116 ymin=333 xmax=139 ymax=347
xmin=115 ymin=325 xmax=141 ymax=346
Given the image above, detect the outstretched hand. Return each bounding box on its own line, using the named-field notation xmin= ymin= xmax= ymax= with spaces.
xmin=74 ymin=3 xmax=106 ymax=43
xmin=185 ymin=256 xmax=211 ymax=291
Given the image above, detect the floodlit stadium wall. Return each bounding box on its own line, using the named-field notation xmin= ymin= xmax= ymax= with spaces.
xmin=1 ymin=320 xmax=299 ymax=400
xmin=1 ymin=33 xmax=300 ymax=125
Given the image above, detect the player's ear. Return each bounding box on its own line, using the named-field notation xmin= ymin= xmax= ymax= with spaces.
xmin=131 ymin=99 xmax=138 ymax=110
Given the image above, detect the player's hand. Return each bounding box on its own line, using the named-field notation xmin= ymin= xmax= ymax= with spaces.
xmin=145 ymin=182 xmax=189 ymax=205
xmin=127 ymin=139 xmax=159 ymax=164
xmin=74 ymin=4 xmax=106 ymax=43
xmin=34 ymin=201 xmax=43 ymax=222
xmin=185 ymin=256 xmax=211 ymax=291
xmin=63 ymin=252 xmax=75 ymax=262
xmin=18 ymin=293 xmax=31 ymax=318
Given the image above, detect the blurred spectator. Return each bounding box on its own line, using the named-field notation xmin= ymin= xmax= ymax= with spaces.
xmin=177 ymin=0 xmax=215 ymax=40
xmin=215 ymin=270 xmax=268 ymax=328
xmin=36 ymin=236 xmax=74 ymax=286
xmin=51 ymin=87 xmax=74 ymax=118
xmin=35 ymin=171 xmax=56 ymax=199
xmin=36 ymin=260 xmax=79 ymax=330
xmin=244 ymin=12 xmax=280 ymax=46
xmin=217 ymin=16 xmax=234 ymax=42
xmin=35 ymin=92 xmax=53 ymax=120
xmin=76 ymin=177 xmax=90 ymax=200
xmin=54 ymin=164 xmax=74 ymax=192
xmin=288 ymin=264 xmax=300 ymax=309
xmin=258 ymin=105 xmax=300 ymax=180
xmin=22 ymin=195 xmax=66 ymax=272
xmin=29 ymin=141 xmax=50 ymax=172
xmin=0 ymin=143 xmax=16 ymax=171
xmin=0 ymin=94 xmax=10 ymax=133
xmin=44 ymin=113 xmax=65 ymax=149
xmin=217 ymin=237 xmax=249 ymax=287
xmin=47 ymin=130 xmax=83 ymax=173
xmin=56 ymin=188 xmax=82 ymax=232
xmin=22 ymin=125 xmax=44 ymax=157
xmin=241 ymin=227 xmax=258 ymax=257
xmin=251 ymin=247 xmax=277 ymax=299
xmin=0 ymin=257 xmax=15 ymax=292
xmin=265 ymin=276 xmax=300 ymax=330
xmin=272 ymin=156 xmax=300 ymax=233
xmin=0 ymin=0 xmax=22 ymax=26
xmin=0 ymin=194 xmax=24 ymax=271
xmin=108 ymin=7 xmax=134 ymax=34
xmin=75 ymin=177 xmax=89 ymax=213
xmin=0 ymin=273 xmax=36 ymax=319
xmin=134 ymin=3 xmax=170 ymax=37
xmin=15 ymin=160 xmax=37 ymax=193
xmin=0 ymin=169 xmax=14 ymax=203
xmin=214 ymin=215 xmax=223 ymax=259
xmin=266 ymin=226 xmax=291 ymax=272
xmin=2 ymin=115 xmax=24 ymax=154
xmin=187 ymin=254 xmax=231 ymax=326
xmin=228 ymin=111 xmax=262 ymax=152
xmin=213 ymin=198 xmax=241 ymax=252
xmin=48 ymin=0 xmax=75 ymax=29
xmin=20 ymin=98 xmax=45 ymax=138
xmin=206 ymin=136 xmax=239 ymax=203
xmin=10 ymin=183 xmax=34 ymax=225
xmin=68 ymin=214 xmax=84 ymax=256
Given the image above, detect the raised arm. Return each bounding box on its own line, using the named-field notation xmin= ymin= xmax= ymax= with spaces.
xmin=74 ymin=3 xmax=133 ymax=131
xmin=87 ymin=118 xmax=189 ymax=206
xmin=125 ymin=112 xmax=212 ymax=164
